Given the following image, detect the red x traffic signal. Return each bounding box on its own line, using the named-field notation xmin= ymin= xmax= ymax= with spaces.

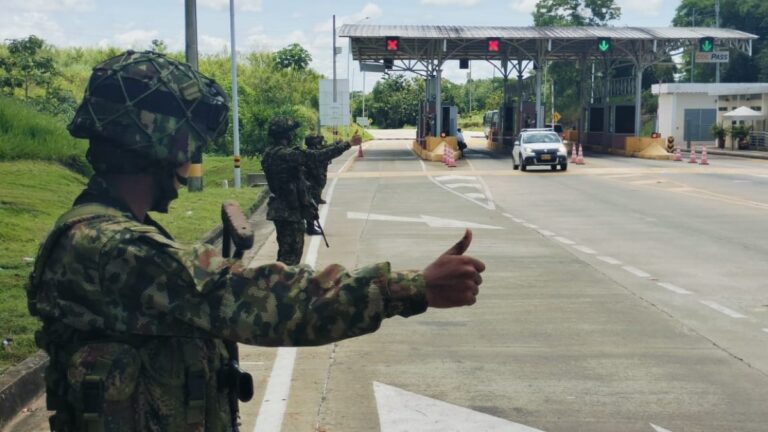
xmin=386 ymin=37 xmax=400 ymax=51
xmin=487 ymin=38 xmax=500 ymax=52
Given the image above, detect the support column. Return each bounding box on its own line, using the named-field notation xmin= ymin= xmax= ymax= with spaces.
xmin=634 ymin=64 xmax=644 ymax=137
xmin=435 ymin=68 xmax=442 ymax=136
xmin=517 ymin=60 xmax=524 ymax=136
xmin=185 ymin=0 xmax=203 ymax=192
xmin=500 ymin=59 xmax=509 ymax=147
xmin=602 ymin=60 xmax=611 ymax=149
xmin=535 ymin=61 xmax=543 ymax=128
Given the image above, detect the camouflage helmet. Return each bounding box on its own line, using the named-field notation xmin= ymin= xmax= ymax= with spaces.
xmin=68 ymin=50 xmax=229 ymax=173
xmin=268 ymin=116 xmax=300 ymax=140
xmin=304 ymin=134 xmax=324 ymax=148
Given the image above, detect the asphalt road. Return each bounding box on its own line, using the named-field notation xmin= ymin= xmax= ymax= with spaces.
xmin=8 ymin=130 xmax=768 ymax=432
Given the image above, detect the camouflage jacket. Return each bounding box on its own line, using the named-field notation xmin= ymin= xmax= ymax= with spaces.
xmin=262 ymin=143 xmax=350 ymax=221
xmin=304 ymin=141 xmax=350 ymax=189
xmin=27 ymin=176 xmax=427 ymax=431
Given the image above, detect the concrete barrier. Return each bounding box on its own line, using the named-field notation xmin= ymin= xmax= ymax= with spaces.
xmin=0 ymin=351 xmax=47 ymax=429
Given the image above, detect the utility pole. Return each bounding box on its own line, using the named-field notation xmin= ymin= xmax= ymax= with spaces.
xmin=229 ymin=0 xmax=241 ymax=188
xmin=185 ymin=0 xmax=203 ymax=192
xmin=690 ymin=9 xmax=696 ymax=84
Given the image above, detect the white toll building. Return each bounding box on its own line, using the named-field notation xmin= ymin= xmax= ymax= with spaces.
xmin=652 ymin=83 xmax=768 ymax=150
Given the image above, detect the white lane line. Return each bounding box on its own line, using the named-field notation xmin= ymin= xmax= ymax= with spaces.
xmin=596 ymin=256 xmax=622 ymax=265
xmin=763 ymin=328 xmax=768 ymax=334
xmin=445 ymin=183 xmax=482 ymax=189
xmin=572 ymin=245 xmax=597 ymax=254
xmin=622 ymin=266 xmax=651 ymax=278
xmin=465 ymin=192 xmax=487 ymax=199
xmin=502 ymin=213 xmax=514 ymax=218
xmin=512 ymin=218 xmax=525 ymax=223
xmin=537 ymin=229 xmax=556 ymax=236
xmin=434 ymin=175 xmax=477 ymax=181
xmin=554 ymin=236 xmax=575 ymax=245
xmin=522 ymin=223 xmax=538 ymax=229
xmin=700 ymin=301 xmax=747 ymax=319
xmin=656 ymin=282 xmax=692 ymax=295
xmin=254 ymin=162 xmax=348 ymax=432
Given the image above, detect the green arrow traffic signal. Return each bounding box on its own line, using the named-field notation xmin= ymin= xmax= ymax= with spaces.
xmin=699 ymin=37 xmax=714 ymax=53
xmin=597 ymin=38 xmax=611 ymax=53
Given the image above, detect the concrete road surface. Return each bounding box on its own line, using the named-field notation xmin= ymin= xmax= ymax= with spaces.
xmin=8 ymin=130 xmax=768 ymax=432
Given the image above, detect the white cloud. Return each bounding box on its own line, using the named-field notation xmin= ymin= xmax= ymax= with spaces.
xmin=111 ymin=29 xmax=161 ymax=50
xmin=0 ymin=12 xmax=67 ymax=45
xmin=421 ymin=0 xmax=481 ymax=5
xmin=509 ymin=0 xmax=537 ymax=14
xmin=200 ymin=34 xmax=231 ymax=54
xmin=616 ymin=0 xmax=662 ymax=16
xmin=198 ymin=0 xmax=262 ymax=12
xmin=313 ymin=3 xmax=384 ymax=33
xmin=4 ymin=0 xmax=94 ymax=12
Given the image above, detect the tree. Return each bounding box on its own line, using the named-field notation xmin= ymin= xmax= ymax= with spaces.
xmin=673 ymin=0 xmax=768 ymax=83
xmin=367 ymin=74 xmax=423 ymax=128
xmin=273 ymin=43 xmax=312 ymax=70
xmin=0 ymin=35 xmax=57 ymax=100
xmin=150 ymin=39 xmax=168 ymax=53
xmin=533 ymin=0 xmax=620 ymax=26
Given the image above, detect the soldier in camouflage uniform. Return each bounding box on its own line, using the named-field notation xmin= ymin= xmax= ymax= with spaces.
xmin=26 ymin=51 xmax=485 ymax=432
xmin=261 ymin=120 xmax=353 ymax=260
xmin=303 ymin=134 xmax=351 ymax=235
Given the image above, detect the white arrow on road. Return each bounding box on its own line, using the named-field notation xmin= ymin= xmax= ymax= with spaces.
xmin=374 ymin=382 xmax=547 ymax=432
xmin=347 ymin=212 xmax=503 ymax=229
xmin=650 ymin=423 xmax=675 ymax=432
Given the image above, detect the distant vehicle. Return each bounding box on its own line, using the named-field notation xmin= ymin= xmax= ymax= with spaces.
xmin=483 ymin=110 xmax=499 ymax=139
xmin=512 ymin=129 xmax=568 ymax=172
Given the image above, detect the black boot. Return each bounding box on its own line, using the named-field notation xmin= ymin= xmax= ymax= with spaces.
xmin=306 ymin=221 xmax=322 ymax=235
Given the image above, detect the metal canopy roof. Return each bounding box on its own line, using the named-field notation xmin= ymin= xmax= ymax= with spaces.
xmin=340 ymin=25 xmax=758 ymax=65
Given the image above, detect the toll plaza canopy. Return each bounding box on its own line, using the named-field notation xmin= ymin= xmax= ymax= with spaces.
xmin=339 ymin=25 xmax=759 ymax=143
xmin=340 ymin=25 xmax=757 ymax=64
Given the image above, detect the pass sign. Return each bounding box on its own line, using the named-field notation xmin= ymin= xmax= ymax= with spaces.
xmin=695 ymin=51 xmax=729 ymax=63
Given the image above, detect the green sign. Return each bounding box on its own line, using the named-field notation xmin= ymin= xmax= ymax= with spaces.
xmin=597 ymin=38 xmax=611 ymax=53
xmin=699 ymin=37 xmax=714 ymax=53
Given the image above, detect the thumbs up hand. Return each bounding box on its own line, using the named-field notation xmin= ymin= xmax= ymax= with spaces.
xmin=423 ymin=229 xmax=485 ymax=308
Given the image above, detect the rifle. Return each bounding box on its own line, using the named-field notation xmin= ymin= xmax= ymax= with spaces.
xmin=220 ymin=200 xmax=255 ymax=432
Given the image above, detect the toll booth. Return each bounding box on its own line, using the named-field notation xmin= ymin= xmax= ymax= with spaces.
xmin=441 ymin=105 xmax=458 ymax=137
xmin=485 ymin=102 xmax=536 ymax=149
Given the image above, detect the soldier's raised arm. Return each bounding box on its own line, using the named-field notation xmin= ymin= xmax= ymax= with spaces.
xmin=103 ymin=227 xmax=482 ymax=346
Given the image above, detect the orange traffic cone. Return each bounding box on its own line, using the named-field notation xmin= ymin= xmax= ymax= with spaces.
xmin=575 ymin=144 xmax=585 ymax=165
xmin=673 ymin=148 xmax=683 ymax=161
xmin=688 ymin=147 xmax=697 ymax=163
xmin=699 ymin=146 xmax=709 ymax=165
xmin=570 ymin=144 xmax=578 ymax=163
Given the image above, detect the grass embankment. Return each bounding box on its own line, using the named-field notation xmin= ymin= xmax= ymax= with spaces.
xmin=0 ymin=98 xmax=263 ymax=373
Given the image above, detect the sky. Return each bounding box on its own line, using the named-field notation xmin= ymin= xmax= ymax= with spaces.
xmin=1 ymin=0 xmax=682 ymax=92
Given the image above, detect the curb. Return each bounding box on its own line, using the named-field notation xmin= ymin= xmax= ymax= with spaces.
xmin=0 ymin=187 xmax=269 ymax=428
xmin=0 ymin=352 xmax=47 ymax=428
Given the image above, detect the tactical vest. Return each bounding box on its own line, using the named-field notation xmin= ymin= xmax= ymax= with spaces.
xmin=27 ymin=204 xmax=243 ymax=432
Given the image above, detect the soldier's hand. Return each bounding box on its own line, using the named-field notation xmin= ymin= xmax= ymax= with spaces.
xmin=349 ymin=134 xmax=362 ymax=146
xmin=423 ymin=229 xmax=485 ymax=308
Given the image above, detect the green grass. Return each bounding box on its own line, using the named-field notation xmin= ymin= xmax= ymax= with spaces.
xmin=0 ymin=161 xmax=88 ymax=373
xmin=0 ymin=97 xmax=91 ymax=176
xmin=0 ymin=157 xmax=263 ymax=373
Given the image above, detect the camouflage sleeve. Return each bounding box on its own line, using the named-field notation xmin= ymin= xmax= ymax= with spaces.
xmin=306 ymin=142 xmax=350 ymax=164
xmin=110 ymin=231 xmax=427 ymax=346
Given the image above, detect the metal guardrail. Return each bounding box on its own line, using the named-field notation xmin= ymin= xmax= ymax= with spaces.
xmin=749 ymin=131 xmax=768 ymax=150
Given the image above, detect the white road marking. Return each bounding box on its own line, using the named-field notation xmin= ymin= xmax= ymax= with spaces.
xmin=523 ymin=223 xmax=539 ymax=229
xmin=762 ymin=328 xmax=768 ymax=334
xmin=346 ymin=211 xmax=503 ymax=229
xmin=502 ymin=213 xmax=514 ymax=218
xmin=254 ymin=166 xmax=348 ymax=432
xmin=465 ymin=192 xmax=488 ymax=199
xmin=573 ymin=245 xmax=597 ymax=254
xmin=374 ymin=382 xmax=547 ymax=432
xmin=596 ymin=256 xmax=622 ymax=265
xmin=622 ymin=266 xmax=651 ymax=278
xmin=700 ymin=301 xmax=747 ymax=319
xmin=537 ymin=229 xmax=556 ymax=236
xmin=434 ymin=175 xmax=477 ymax=181
xmin=732 ymin=180 xmax=751 ymax=183
xmin=445 ymin=183 xmax=482 ymax=189
xmin=650 ymin=424 xmax=675 ymax=432
xmin=554 ymin=236 xmax=575 ymax=245
xmin=513 ymin=218 xmax=525 ymax=223
xmin=656 ymin=282 xmax=692 ymax=295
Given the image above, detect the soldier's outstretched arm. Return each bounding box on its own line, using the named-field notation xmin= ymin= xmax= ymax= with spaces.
xmin=115 ymin=229 xmax=482 ymax=347
xmin=306 ymin=141 xmax=351 ymax=164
